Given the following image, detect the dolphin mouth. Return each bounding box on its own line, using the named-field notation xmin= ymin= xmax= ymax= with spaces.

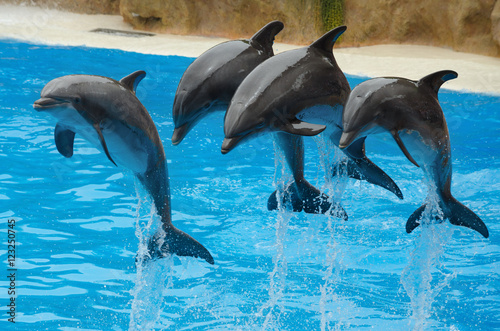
xmin=33 ymin=97 xmax=69 ymax=110
xmin=171 ymin=123 xmax=190 ymax=146
xmin=221 ymin=136 xmax=243 ymax=154
xmin=339 ymin=131 xmax=358 ymax=149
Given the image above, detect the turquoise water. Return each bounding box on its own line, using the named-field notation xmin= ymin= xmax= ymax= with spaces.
xmin=0 ymin=40 xmax=499 ymax=330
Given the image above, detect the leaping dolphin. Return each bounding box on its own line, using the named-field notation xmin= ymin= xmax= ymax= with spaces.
xmin=222 ymin=26 xmax=403 ymax=217
xmin=339 ymin=70 xmax=489 ymax=238
xmin=172 ymin=20 xmax=284 ymax=144
xmin=171 ymin=21 xmax=336 ymax=215
xmin=33 ymin=71 xmax=215 ymax=264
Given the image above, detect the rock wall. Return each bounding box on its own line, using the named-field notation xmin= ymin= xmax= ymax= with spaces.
xmin=119 ymin=0 xmax=323 ymax=44
xmin=119 ymin=0 xmax=500 ymax=57
xmin=342 ymin=0 xmax=500 ymax=57
xmin=4 ymin=0 xmax=500 ymax=57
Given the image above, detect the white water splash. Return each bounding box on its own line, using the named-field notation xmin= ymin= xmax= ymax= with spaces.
xmin=129 ymin=182 xmax=174 ymax=330
xmin=258 ymin=137 xmax=293 ymax=330
xmin=401 ymin=181 xmax=456 ymax=331
xmin=314 ymin=135 xmax=348 ymax=331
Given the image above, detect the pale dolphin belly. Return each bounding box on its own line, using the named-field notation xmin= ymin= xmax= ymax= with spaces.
xmin=100 ymin=120 xmax=149 ymax=174
xmin=399 ymin=130 xmax=440 ymax=169
xmin=49 ymin=105 xmax=149 ymax=174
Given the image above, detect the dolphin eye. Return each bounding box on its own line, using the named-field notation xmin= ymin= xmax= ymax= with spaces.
xmin=73 ymin=97 xmax=81 ymax=104
xmin=256 ymin=121 xmax=265 ymax=129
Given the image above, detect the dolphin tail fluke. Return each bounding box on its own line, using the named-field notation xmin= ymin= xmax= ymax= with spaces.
xmin=268 ymin=181 xmax=348 ymax=220
xmin=406 ymin=198 xmax=489 ymax=238
xmin=147 ymin=226 xmax=215 ymax=265
xmin=446 ymin=197 xmax=489 ymax=238
xmin=406 ymin=204 xmax=427 ymax=234
xmin=335 ymin=156 xmax=404 ymax=200
xmin=267 ymin=183 xmax=303 ymax=212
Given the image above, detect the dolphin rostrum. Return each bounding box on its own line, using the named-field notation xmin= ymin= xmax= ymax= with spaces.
xmin=223 ymin=26 xmax=402 ymax=217
xmin=172 ymin=20 xmax=284 ymax=145
xmin=33 ymin=71 xmax=215 ymax=264
xmin=339 ymin=70 xmax=488 ymax=238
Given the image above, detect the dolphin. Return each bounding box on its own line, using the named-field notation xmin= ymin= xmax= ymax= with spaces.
xmin=222 ymin=26 xmax=402 ymax=217
xmin=33 ymin=71 xmax=215 ymax=264
xmin=171 ymin=20 xmax=338 ymax=215
xmin=339 ymin=70 xmax=489 ymax=238
xmin=171 ymin=20 xmax=284 ymax=145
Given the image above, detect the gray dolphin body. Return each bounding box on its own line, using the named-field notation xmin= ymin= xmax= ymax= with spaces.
xmin=171 ymin=21 xmax=284 ymax=144
xmin=223 ymin=26 xmax=402 ymax=217
xmin=339 ymin=70 xmax=489 ymax=238
xmin=33 ymin=71 xmax=215 ymax=264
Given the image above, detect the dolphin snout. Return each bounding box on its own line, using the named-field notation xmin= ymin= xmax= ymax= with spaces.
xmin=221 ymin=137 xmax=240 ymax=154
xmin=339 ymin=131 xmax=357 ymax=149
xmin=33 ymin=97 xmax=68 ymax=110
xmin=171 ymin=124 xmax=189 ymax=145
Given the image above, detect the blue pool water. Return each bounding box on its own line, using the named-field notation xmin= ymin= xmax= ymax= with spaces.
xmin=0 ymin=40 xmax=499 ymax=330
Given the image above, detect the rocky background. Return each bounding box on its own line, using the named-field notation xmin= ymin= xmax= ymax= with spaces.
xmin=5 ymin=0 xmax=500 ymax=57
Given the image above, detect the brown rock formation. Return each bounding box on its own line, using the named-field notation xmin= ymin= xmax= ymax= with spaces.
xmin=3 ymin=0 xmax=500 ymax=57
xmin=119 ymin=0 xmax=323 ymax=44
xmin=119 ymin=0 xmax=500 ymax=57
xmin=342 ymin=0 xmax=499 ymax=56
xmin=491 ymin=1 xmax=500 ymax=47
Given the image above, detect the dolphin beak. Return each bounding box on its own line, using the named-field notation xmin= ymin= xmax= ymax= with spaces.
xmin=221 ymin=137 xmax=241 ymax=154
xmin=171 ymin=124 xmax=189 ymax=145
xmin=33 ymin=97 xmax=69 ymax=110
xmin=339 ymin=131 xmax=358 ymax=149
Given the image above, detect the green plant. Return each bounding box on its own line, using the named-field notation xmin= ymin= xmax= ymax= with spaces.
xmin=319 ymin=0 xmax=344 ymax=31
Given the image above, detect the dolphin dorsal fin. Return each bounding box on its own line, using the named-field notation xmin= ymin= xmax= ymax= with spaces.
xmin=418 ymin=70 xmax=457 ymax=94
xmin=310 ymin=26 xmax=347 ymax=54
xmin=120 ymin=70 xmax=146 ymax=94
xmin=250 ymin=21 xmax=284 ymax=54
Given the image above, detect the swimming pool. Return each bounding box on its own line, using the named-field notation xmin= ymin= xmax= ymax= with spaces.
xmin=0 ymin=40 xmax=499 ymax=330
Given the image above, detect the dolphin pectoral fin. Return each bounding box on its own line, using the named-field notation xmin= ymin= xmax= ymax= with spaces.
xmin=337 ymin=137 xmax=404 ymax=199
xmin=54 ymin=123 xmax=75 ymax=158
xmin=391 ymin=130 xmax=419 ymax=167
xmin=120 ymin=70 xmax=146 ymax=94
xmin=267 ymin=183 xmax=303 ymax=212
xmin=337 ymin=156 xmax=404 ymax=200
xmin=280 ymin=119 xmax=326 ymax=136
xmin=147 ymin=226 xmax=215 ymax=265
xmin=446 ymin=197 xmax=489 ymax=238
xmin=343 ymin=136 xmax=366 ymax=159
xmin=93 ymin=122 xmax=117 ymax=167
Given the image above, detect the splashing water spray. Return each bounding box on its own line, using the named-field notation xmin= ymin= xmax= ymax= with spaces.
xmin=401 ymin=176 xmax=456 ymax=331
xmin=314 ymin=135 xmax=349 ymax=331
xmin=129 ymin=181 xmax=174 ymax=330
xmin=259 ymin=136 xmax=294 ymax=330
